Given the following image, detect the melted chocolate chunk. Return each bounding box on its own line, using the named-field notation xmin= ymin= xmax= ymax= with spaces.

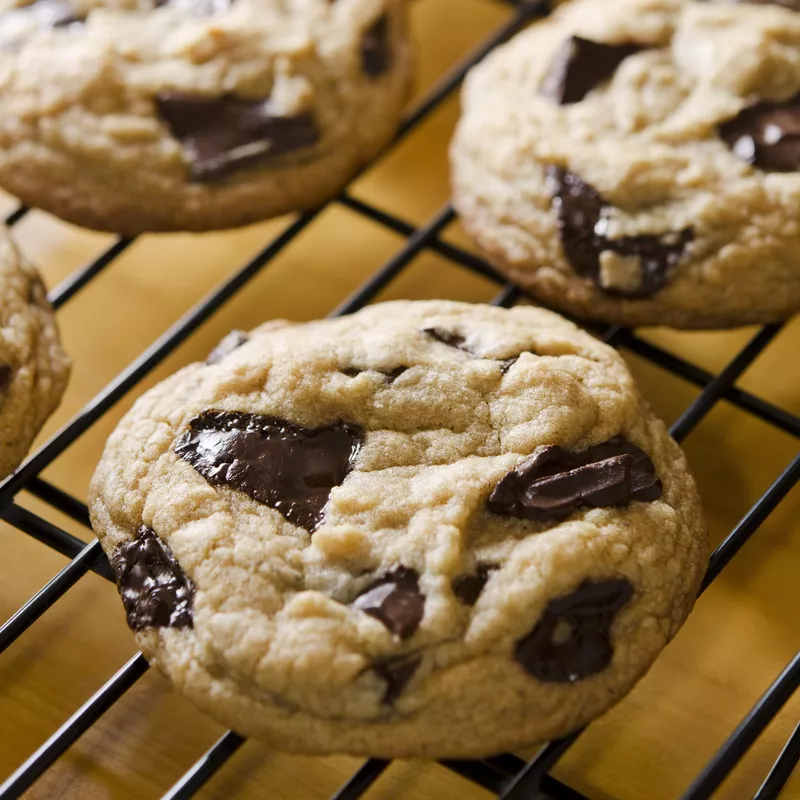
xmin=352 ymin=567 xmax=424 ymax=639
xmin=719 ymin=94 xmax=800 ymax=172
xmin=500 ymin=357 xmax=520 ymax=374
xmin=174 ymin=412 xmax=363 ymax=532
xmin=22 ymin=0 xmax=83 ymax=28
xmin=488 ymin=436 xmax=662 ymax=523
xmin=341 ymin=366 xmax=408 ymax=382
xmin=452 ymin=563 xmax=496 ymax=606
xmin=549 ymin=166 xmax=693 ymax=297
xmin=156 ymin=93 xmax=320 ymax=182
xmin=515 ymin=579 xmax=633 ymax=682
xmin=111 ymin=526 xmax=195 ymax=630
xmin=422 ymin=327 xmax=472 ymax=352
xmin=155 ymin=0 xmax=232 ymax=14
xmin=361 ymin=14 xmax=391 ymax=77
xmin=374 ymin=653 xmax=421 ymax=704
xmin=541 ymin=37 xmax=644 ymax=105
xmin=205 ymin=330 xmax=249 ymax=365
xmin=0 ymin=365 xmax=12 ymax=393
xmin=728 ymin=0 xmax=800 ymax=8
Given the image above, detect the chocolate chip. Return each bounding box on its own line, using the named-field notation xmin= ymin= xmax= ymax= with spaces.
xmin=341 ymin=366 xmax=408 ymax=382
xmin=205 ymin=330 xmax=249 ymax=365
xmin=719 ymin=94 xmax=800 ymax=172
xmin=111 ymin=526 xmax=195 ymax=631
xmin=500 ymin=357 xmax=519 ymax=374
xmin=515 ymin=579 xmax=633 ymax=682
xmin=156 ymin=93 xmax=320 ymax=182
xmin=374 ymin=654 xmax=421 ymax=704
xmin=155 ymin=0 xmax=232 ymax=14
xmin=0 ymin=365 xmax=12 ymax=393
xmin=352 ymin=567 xmax=424 ymax=639
xmin=727 ymin=0 xmax=800 ymax=8
xmin=452 ymin=564 xmax=496 ymax=606
xmin=549 ymin=166 xmax=693 ymax=297
xmin=174 ymin=412 xmax=363 ymax=532
xmin=488 ymin=436 xmax=662 ymax=523
xmin=540 ymin=37 xmax=644 ymax=105
xmin=25 ymin=0 xmax=84 ymax=28
xmin=361 ymin=14 xmax=391 ymax=78
xmin=422 ymin=327 xmax=472 ymax=352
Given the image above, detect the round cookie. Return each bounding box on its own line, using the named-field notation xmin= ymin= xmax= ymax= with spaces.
xmin=0 ymin=228 xmax=70 ymax=478
xmin=89 ymin=300 xmax=706 ymax=758
xmin=0 ymin=0 xmax=412 ymax=234
xmin=451 ymin=0 xmax=800 ymax=329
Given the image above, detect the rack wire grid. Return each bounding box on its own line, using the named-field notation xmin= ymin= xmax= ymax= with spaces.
xmin=0 ymin=0 xmax=797 ymax=798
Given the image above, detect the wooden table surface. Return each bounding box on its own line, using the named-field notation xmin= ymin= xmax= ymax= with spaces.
xmin=0 ymin=1 xmax=797 ymax=798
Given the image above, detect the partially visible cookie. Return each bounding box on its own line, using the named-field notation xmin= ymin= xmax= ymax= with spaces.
xmin=0 ymin=228 xmax=70 ymax=478
xmin=451 ymin=0 xmax=800 ymax=328
xmin=90 ymin=300 xmax=706 ymax=758
xmin=0 ymin=0 xmax=412 ymax=234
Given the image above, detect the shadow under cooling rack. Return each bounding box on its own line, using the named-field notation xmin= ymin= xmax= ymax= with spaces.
xmin=0 ymin=0 xmax=797 ymax=798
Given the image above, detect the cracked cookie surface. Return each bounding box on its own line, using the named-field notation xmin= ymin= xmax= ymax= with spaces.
xmin=0 ymin=0 xmax=411 ymax=233
xmin=451 ymin=0 xmax=800 ymax=328
xmin=0 ymin=227 xmax=69 ymax=478
xmin=89 ymin=300 xmax=706 ymax=757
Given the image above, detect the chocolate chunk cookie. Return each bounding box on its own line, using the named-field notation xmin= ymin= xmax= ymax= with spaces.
xmin=0 ymin=228 xmax=69 ymax=478
xmin=451 ymin=0 xmax=800 ymax=328
xmin=89 ymin=301 xmax=706 ymax=757
xmin=0 ymin=0 xmax=412 ymax=234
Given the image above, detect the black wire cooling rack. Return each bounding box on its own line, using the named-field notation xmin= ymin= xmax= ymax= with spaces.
xmin=0 ymin=0 xmax=797 ymax=797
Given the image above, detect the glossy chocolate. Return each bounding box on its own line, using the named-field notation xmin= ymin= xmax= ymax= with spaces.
xmin=174 ymin=412 xmax=363 ymax=532
xmin=452 ymin=563 xmax=496 ymax=606
xmin=361 ymin=14 xmax=391 ymax=77
xmin=156 ymin=93 xmax=319 ymax=182
xmin=549 ymin=166 xmax=693 ymax=297
xmin=374 ymin=653 xmax=421 ymax=704
xmin=488 ymin=435 xmax=662 ymax=522
xmin=341 ymin=366 xmax=408 ymax=382
xmin=352 ymin=567 xmax=424 ymax=639
xmin=541 ymin=36 xmax=643 ymax=105
xmin=515 ymin=579 xmax=634 ymax=682
xmin=205 ymin=330 xmax=249 ymax=365
xmin=719 ymin=94 xmax=800 ymax=172
xmin=422 ymin=327 xmax=471 ymax=351
xmin=111 ymin=526 xmax=195 ymax=630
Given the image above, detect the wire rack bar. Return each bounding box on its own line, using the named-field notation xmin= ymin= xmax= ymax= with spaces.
xmin=681 ymin=652 xmax=800 ymax=800
xmin=1 ymin=503 xmax=86 ymax=561
xmin=48 ymin=237 xmax=135 ymax=310
xmin=329 ymin=759 xmax=390 ymax=800
xmin=26 ymin=477 xmax=91 ymax=527
xmin=160 ymin=732 xmax=245 ymax=800
xmin=0 ymin=539 xmax=106 ymax=654
xmin=0 ymin=653 xmax=150 ymax=799
xmin=753 ymin=723 xmax=800 ymax=800
xmin=4 ymin=206 xmax=27 ymax=226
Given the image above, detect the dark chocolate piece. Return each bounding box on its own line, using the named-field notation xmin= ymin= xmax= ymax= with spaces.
xmin=422 ymin=327 xmax=471 ymax=352
xmin=155 ymin=0 xmax=232 ymax=14
xmin=500 ymin=357 xmax=519 ymax=374
xmin=156 ymin=93 xmax=320 ymax=182
xmin=374 ymin=654 xmax=421 ymax=704
xmin=727 ymin=0 xmax=800 ymax=8
xmin=341 ymin=366 xmax=408 ymax=382
xmin=205 ymin=330 xmax=249 ymax=365
xmin=111 ymin=526 xmax=195 ymax=630
xmin=540 ymin=36 xmax=644 ymax=105
xmin=352 ymin=567 xmax=424 ymax=639
xmin=0 ymin=365 xmax=12 ymax=393
xmin=515 ymin=579 xmax=633 ymax=682
xmin=549 ymin=166 xmax=693 ymax=297
xmin=719 ymin=93 xmax=800 ymax=172
xmin=488 ymin=435 xmax=662 ymax=522
xmin=174 ymin=411 xmax=363 ymax=532
xmin=361 ymin=14 xmax=391 ymax=77
xmin=452 ymin=563 xmax=496 ymax=606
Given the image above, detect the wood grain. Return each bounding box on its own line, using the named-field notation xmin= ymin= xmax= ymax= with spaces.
xmin=0 ymin=1 xmax=797 ymax=798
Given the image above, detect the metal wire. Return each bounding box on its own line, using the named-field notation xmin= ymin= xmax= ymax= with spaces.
xmin=0 ymin=0 xmax=797 ymax=798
